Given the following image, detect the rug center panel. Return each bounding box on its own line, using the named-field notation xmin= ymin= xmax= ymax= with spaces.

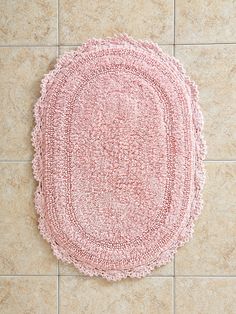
xmin=70 ymin=71 xmax=168 ymax=243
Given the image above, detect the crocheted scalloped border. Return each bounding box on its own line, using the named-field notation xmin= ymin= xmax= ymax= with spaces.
xmin=31 ymin=33 xmax=207 ymax=281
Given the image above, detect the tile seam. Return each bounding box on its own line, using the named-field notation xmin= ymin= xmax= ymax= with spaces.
xmin=0 ymin=43 xmax=236 ymax=48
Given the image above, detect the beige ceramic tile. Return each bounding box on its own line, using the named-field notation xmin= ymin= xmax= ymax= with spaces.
xmin=0 ymin=163 xmax=57 ymax=274
xmin=59 ymin=0 xmax=174 ymax=45
xmin=175 ymin=45 xmax=236 ymax=160
xmin=176 ymin=278 xmax=236 ymax=314
xmin=160 ymin=45 xmax=173 ymax=56
xmin=175 ymin=163 xmax=236 ymax=275
xmin=59 ymin=45 xmax=80 ymax=55
xmin=59 ymin=262 xmax=79 ymax=275
xmin=59 ymin=44 xmax=173 ymax=56
xmin=0 ymin=276 xmax=57 ymax=314
xmin=0 ymin=0 xmax=57 ymax=45
xmin=60 ymin=276 xmax=172 ymax=314
xmin=176 ymin=0 xmax=236 ymax=44
xmin=0 ymin=47 xmax=57 ymax=160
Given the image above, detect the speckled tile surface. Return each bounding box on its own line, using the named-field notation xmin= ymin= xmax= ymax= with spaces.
xmin=176 ymin=0 xmax=236 ymax=44
xmin=0 ymin=276 xmax=57 ymax=314
xmin=0 ymin=163 xmax=57 ymax=274
xmin=176 ymin=277 xmax=236 ymax=314
xmin=175 ymin=163 xmax=236 ymax=275
xmin=0 ymin=47 xmax=57 ymax=160
xmin=0 ymin=0 xmax=57 ymax=45
xmin=175 ymin=45 xmax=236 ymax=160
xmin=0 ymin=0 xmax=236 ymax=313
xmin=60 ymin=277 xmax=173 ymax=314
xmin=59 ymin=0 xmax=174 ymax=44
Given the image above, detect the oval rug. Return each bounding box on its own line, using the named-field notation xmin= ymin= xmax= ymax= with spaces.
xmin=32 ymin=34 xmax=207 ymax=281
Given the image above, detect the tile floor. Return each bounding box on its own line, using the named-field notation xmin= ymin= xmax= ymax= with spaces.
xmin=0 ymin=1 xmax=235 ymax=313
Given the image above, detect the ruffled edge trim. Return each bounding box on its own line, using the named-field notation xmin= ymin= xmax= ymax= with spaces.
xmin=31 ymin=33 xmax=207 ymax=281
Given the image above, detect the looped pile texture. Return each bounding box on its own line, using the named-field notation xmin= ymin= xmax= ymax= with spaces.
xmin=32 ymin=34 xmax=207 ymax=281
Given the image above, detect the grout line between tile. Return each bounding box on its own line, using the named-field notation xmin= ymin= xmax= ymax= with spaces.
xmin=175 ymin=42 xmax=236 ymax=46
xmin=57 ymin=0 xmax=60 ymax=48
xmin=0 ymin=43 xmax=235 ymax=48
xmin=204 ymin=160 xmax=236 ymax=163
xmin=174 ymin=275 xmax=236 ymax=278
xmin=0 ymin=45 xmax=58 ymax=48
xmin=0 ymin=160 xmax=32 ymax=163
xmin=55 ymin=43 xmax=83 ymax=47
xmin=0 ymin=275 xmax=58 ymax=277
xmin=173 ymin=276 xmax=175 ymax=314
xmin=57 ymin=262 xmax=59 ymax=314
xmin=173 ymin=0 xmax=176 ymax=56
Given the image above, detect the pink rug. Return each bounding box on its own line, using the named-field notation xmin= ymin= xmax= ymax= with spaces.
xmin=32 ymin=34 xmax=207 ymax=281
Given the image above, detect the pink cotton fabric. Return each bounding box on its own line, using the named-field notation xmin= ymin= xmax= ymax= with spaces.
xmin=32 ymin=34 xmax=207 ymax=281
